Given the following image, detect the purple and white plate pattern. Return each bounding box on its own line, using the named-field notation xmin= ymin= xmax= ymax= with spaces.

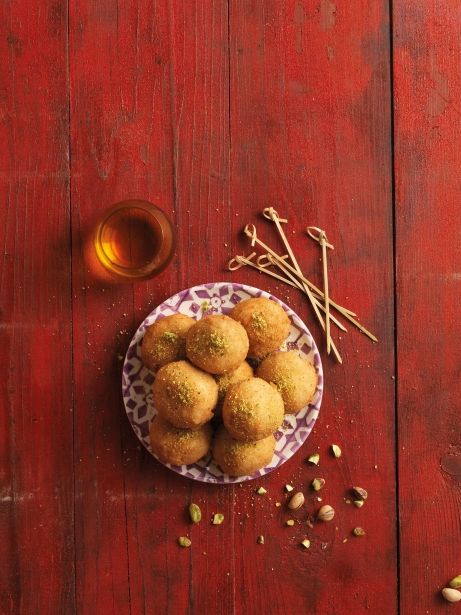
xmin=122 ymin=282 xmax=323 ymax=484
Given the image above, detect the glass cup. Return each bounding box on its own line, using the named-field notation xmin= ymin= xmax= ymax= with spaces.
xmin=86 ymin=199 xmax=175 ymax=283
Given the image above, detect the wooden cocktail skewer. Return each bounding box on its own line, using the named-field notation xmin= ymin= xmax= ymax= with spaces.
xmin=228 ymin=253 xmax=347 ymax=332
xmin=269 ymin=245 xmax=377 ymax=343
xmin=257 ymin=254 xmax=347 ymax=332
xmin=306 ymin=226 xmax=333 ymax=355
xmin=244 ymin=222 xmax=343 ymax=363
xmin=259 ymin=215 xmax=356 ymax=316
xmin=267 ymin=253 xmax=354 ymax=315
xmin=305 ymin=227 xmax=378 ymax=343
xmin=243 ymin=223 xmax=376 ymax=343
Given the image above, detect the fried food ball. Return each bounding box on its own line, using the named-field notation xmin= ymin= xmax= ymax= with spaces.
xmin=222 ymin=377 xmax=284 ymax=442
xmin=229 ymin=297 xmax=290 ymax=358
xmin=212 ymin=425 xmax=276 ymax=476
xmin=257 ymin=350 xmax=318 ymax=414
xmin=141 ymin=313 xmax=195 ymax=371
xmin=152 ymin=360 xmax=218 ymax=429
xmin=186 ymin=314 xmax=249 ymax=375
xmin=215 ymin=361 xmax=254 ymax=405
xmin=149 ymin=415 xmax=212 ymax=466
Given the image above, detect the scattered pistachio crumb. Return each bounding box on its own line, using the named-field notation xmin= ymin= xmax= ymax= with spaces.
xmin=212 ymin=513 xmax=224 ymax=525
xmin=275 ymin=502 xmax=282 ymax=507
xmin=178 ymin=536 xmax=191 ymax=548
xmin=284 ymin=484 xmax=294 ymax=493
xmin=286 ymin=519 xmax=295 ymax=527
xmin=343 ymin=538 xmax=348 ymax=543
xmin=353 ymin=527 xmax=366 ymax=537
xmin=307 ymin=453 xmax=320 ymax=465
xmin=353 ymin=500 xmax=364 ymax=508
xmin=311 ymin=478 xmax=325 ymax=492
xmin=449 ymin=575 xmax=461 ymax=589
xmin=189 ymin=503 xmax=202 ymax=523
xmin=256 ymin=486 xmax=267 ymax=495
xmin=301 ymin=539 xmax=311 ymax=549
xmin=257 ymin=535 xmax=265 ymax=544
xmin=331 ymin=444 xmax=342 ymax=458
xmin=352 ymin=486 xmax=368 ymax=500
xmin=345 ymin=499 xmax=351 ymax=504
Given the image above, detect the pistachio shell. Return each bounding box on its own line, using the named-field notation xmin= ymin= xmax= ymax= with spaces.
xmin=441 ymin=588 xmax=461 ymax=603
xmin=317 ymin=505 xmax=335 ymax=522
xmin=288 ymin=492 xmax=305 ymax=510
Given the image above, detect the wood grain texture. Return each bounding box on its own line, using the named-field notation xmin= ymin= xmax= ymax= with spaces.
xmin=229 ymin=1 xmax=396 ymax=613
xmin=0 ymin=1 xmax=74 ymax=613
xmin=70 ymin=1 xmax=233 ymax=613
xmin=393 ymin=1 xmax=461 ymax=612
xmin=0 ymin=0 xmax=407 ymax=612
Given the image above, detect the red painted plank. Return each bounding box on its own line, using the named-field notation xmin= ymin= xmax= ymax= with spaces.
xmin=0 ymin=1 xmax=74 ymax=613
xmin=229 ymin=1 xmax=396 ymax=613
xmin=126 ymin=3 xmax=234 ymax=615
xmin=70 ymin=1 xmax=233 ymax=613
xmin=393 ymin=2 xmax=461 ymax=612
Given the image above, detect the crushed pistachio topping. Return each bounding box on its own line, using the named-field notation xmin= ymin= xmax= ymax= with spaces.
xmin=196 ymin=331 xmax=229 ymax=357
xmin=149 ymin=331 xmax=182 ymax=362
xmin=250 ymin=312 xmax=268 ymax=331
xmin=227 ymin=396 xmax=255 ymax=430
xmin=162 ymin=331 xmax=178 ymax=342
xmin=166 ymin=378 xmax=193 ymax=405
xmin=273 ymin=374 xmax=295 ymax=395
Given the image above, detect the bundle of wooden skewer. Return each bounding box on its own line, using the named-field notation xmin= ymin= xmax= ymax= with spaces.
xmin=227 ymin=208 xmax=377 ymax=364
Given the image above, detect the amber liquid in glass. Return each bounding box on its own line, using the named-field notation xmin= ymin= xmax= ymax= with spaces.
xmin=87 ymin=200 xmax=175 ymax=283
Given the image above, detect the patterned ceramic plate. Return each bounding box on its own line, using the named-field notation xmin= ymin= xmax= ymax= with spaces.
xmin=122 ymin=282 xmax=323 ymax=483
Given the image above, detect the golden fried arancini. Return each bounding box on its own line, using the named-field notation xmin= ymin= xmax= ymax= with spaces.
xmin=229 ymin=297 xmax=290 ymax=358
xmin=152 ymin=360 xmax=218 ymax=429
xmin=215 ymin=361 xmax=254 ymax=404
xmin=212 ymin=425 xmax=276 ymax=476
xmin=222 ymin=377 xmax=284 ymax=442
xmin=150 ymin=415 xmax=212 ymax=466
xmin=141 ymin=313 xmax=195 ymax=371
xmin=186 ymin=314 xmax=249 ymax=375
xmin=257 ymin=350 xmax=318 ymax=414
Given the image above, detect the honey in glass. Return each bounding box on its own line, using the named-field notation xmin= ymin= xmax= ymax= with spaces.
xmin=87 ymin=200 xmax=175 ymax=283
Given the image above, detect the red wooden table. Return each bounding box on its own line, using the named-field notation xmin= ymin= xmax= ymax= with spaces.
xmin=1 ymin=1 xmax=460 ymax=613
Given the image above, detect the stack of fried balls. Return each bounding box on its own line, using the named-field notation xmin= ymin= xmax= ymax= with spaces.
xmin=142 ymin=297 xmax=318 ymax=476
